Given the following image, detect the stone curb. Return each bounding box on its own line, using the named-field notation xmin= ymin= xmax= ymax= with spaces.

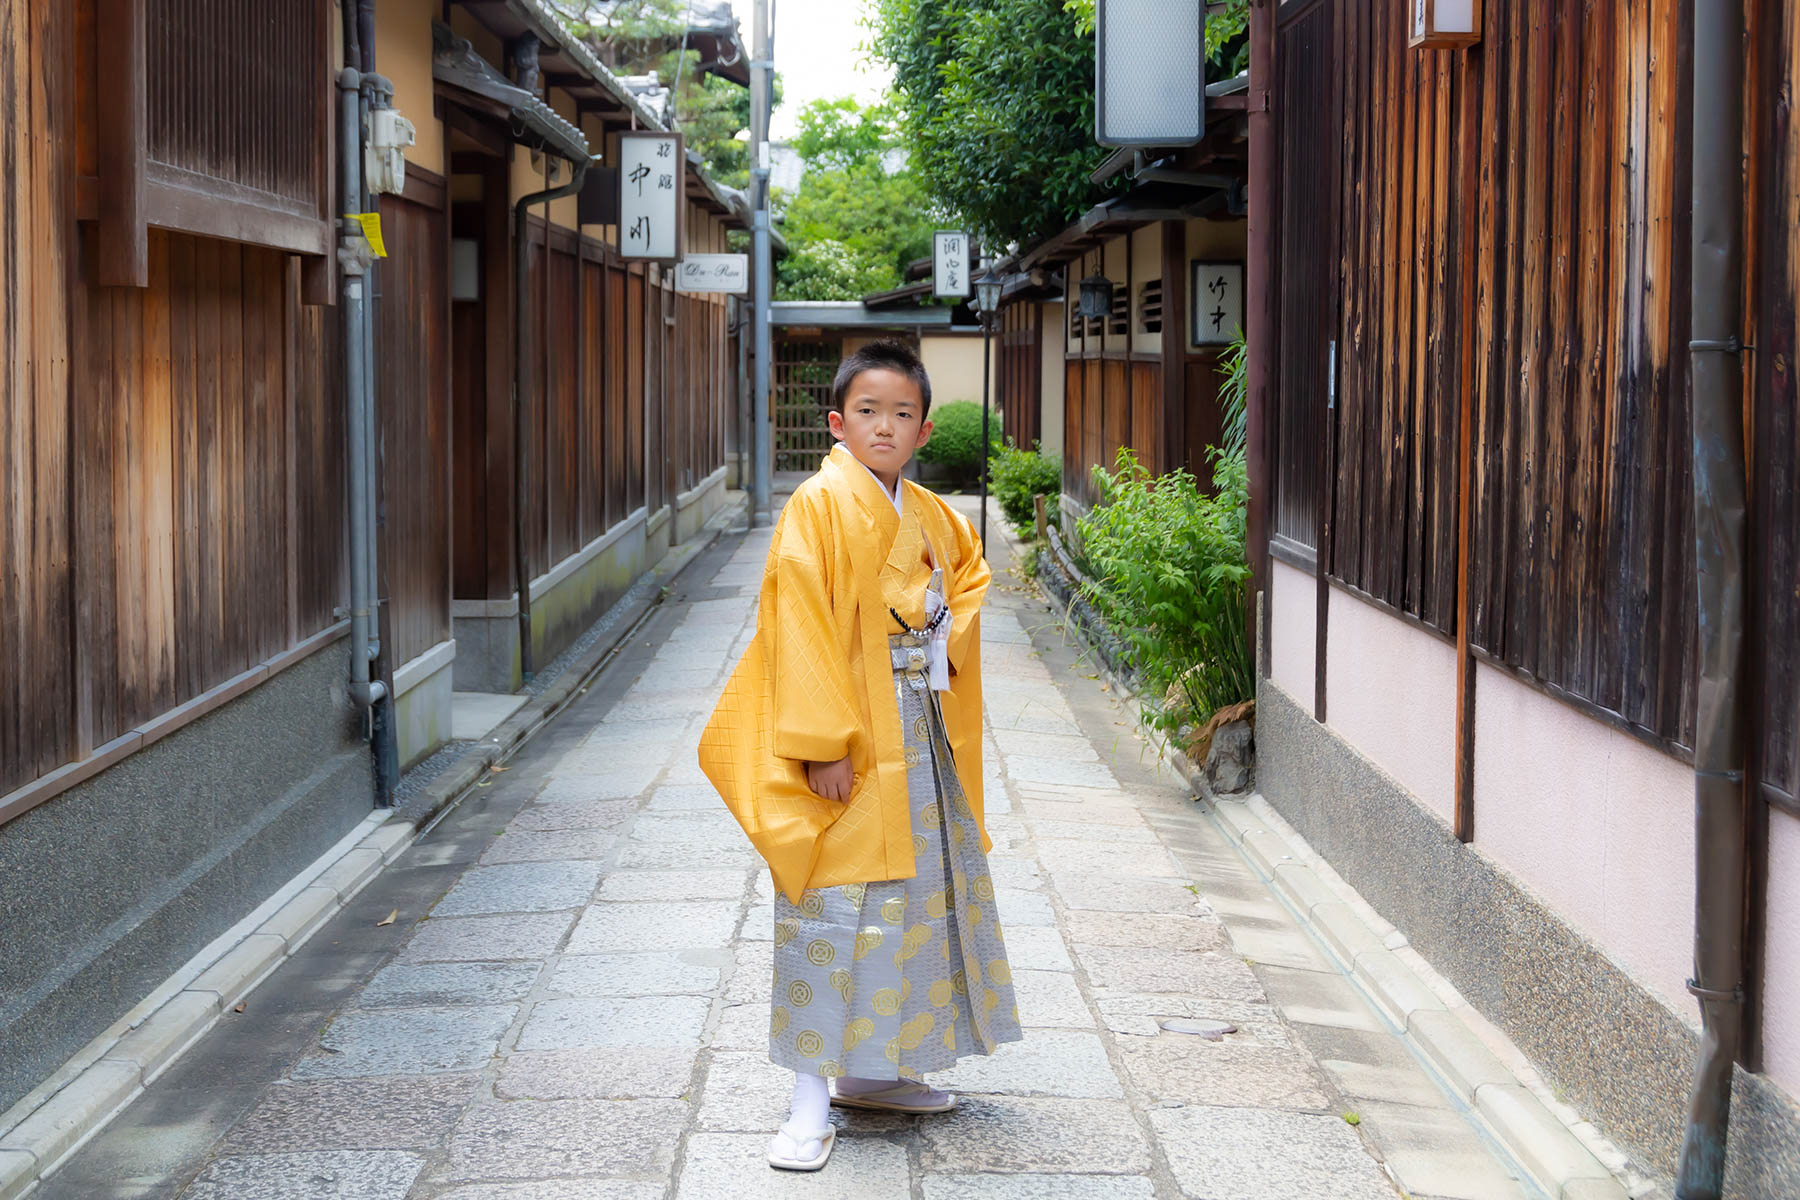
xmin=1180 ymin=761 xmax=1629 ymax=1200
xmin=0 ymin=495 xmax=747 ymax=1200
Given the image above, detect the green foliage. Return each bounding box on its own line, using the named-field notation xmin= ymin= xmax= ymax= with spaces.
xmin=869 ymin=0 xmax=1113 ymax=251
xmin=990 ymin=441 xmax=1062 ymax=536
xmin=870 ymin=0 xmax=1251 ymax=251
xmin=775 ymin=97 xmax=936 ymax=301
xmin=916 ymin=401 xmax=1002 ymax=478
xmin=1077 ymin=445 xmax=1252 ymax=733
xmin=1216 ymin=327 xmax=1248 ymax=459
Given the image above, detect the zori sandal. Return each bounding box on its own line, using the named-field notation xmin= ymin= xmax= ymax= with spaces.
xmin=768 ymin=1121 xmax=836 ymax=1171
xmin=830 ymin=1079 xmax=959 ymax=1114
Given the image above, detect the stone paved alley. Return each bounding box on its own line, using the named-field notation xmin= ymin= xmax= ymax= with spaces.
xmin=45 ymin=501 xmax=1538 ymax=1200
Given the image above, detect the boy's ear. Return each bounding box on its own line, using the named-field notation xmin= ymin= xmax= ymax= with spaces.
xmin=915 ymin=418 xmax=933 ymax=449
xmin=827 ymin=408 xmax=846 ymax=440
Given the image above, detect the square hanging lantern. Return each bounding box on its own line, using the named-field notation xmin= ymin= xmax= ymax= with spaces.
xmin=1095 ymin=0 xmax=1204 ymax=147
xmin=1078 ymin=271 xmax=1114 ymax=321
xmin=975 ymin=266 xmax=1004 ymax=316
xmin=1409 ymin=0 xmax=1480 ymax=48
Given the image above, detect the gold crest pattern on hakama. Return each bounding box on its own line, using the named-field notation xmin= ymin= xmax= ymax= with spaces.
xmin=770 ymin=626 xmax=1022 ymax=1078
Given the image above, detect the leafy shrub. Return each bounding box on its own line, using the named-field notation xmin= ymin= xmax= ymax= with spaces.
xmin=989 ymin=440 xmax=1061 ymax=536
xmin=917 ymin=400 xmax=1001 ymax=479
xmin=1077 ymin=445 xmax=1251 ymax=733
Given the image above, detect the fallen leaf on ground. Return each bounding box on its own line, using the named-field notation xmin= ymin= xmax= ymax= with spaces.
xmin=233 ymin=1002 xmax=246 ymax=1013
xmin=376 ymin=909 xmax=398 ymax=927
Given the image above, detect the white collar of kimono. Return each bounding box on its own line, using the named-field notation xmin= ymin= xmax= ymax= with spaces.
xmin=834 ymin=442 xmax=903 ymax=516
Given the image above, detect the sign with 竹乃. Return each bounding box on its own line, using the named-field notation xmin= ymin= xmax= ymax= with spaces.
xmin=933 ymin=230 xmax=972 ymax=299
xmin=675 ymin=253 xmax=750 ymax=294
xmin=1190 ymin=261 xmax=1243 ymax=348
xmin=618 ymin=131 xmax=685 ymax=262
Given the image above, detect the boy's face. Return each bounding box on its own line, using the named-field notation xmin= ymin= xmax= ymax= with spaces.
xmin=828 ymin=367 xmax=932 ymax=484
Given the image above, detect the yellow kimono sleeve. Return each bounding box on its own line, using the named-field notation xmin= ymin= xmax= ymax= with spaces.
xmin=770 ymin=494 xmax=861 ymax=765
xmin=943 ymin=507 xmax=992 ymax=674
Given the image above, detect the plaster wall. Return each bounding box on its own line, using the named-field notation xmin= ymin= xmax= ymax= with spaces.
xmin=1102 ymin=236 xmax=1129 ymax=342
xmin=374 ymin=0 xmax=444 ymax=176
xmin=1324 ymin=590 xmax=1458 ymax=824
xmin=1269 ymin=558 xmax=1317 ymax=704
xmin=1765 ymin=810 xmax=1800 ymax=1098
xmin=919 ymin=334 xmax=994 ymax=410
xmin=1471 ymin=662 xmax=1696 ymax=1015
xmin=1130 ymin=224 xmax=1163 ymax=355
xmin=1039 ymin=300 xmax=1066 ymax=457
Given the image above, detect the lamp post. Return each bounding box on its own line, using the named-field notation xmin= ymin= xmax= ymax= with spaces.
xmin=974 ymin=265 xmax=1004 ymax=550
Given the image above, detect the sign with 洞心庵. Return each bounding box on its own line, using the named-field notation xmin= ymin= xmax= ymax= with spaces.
xmin=675 ymin=253 xmax=750 ymax=293
xmin=1190 ymin=261 xmax=1243 ymax=347
xmin=618 ymin=131 xmax=685 ymax=262
xmin=933 ymin=230 xmax=972 ymax=299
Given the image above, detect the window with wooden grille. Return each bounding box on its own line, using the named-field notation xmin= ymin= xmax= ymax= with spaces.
xmin=1109 ymin=283 xmax=1129 ymax=336
xmin=97 ymin=0 xmax=333 ymax=286
xmin=1139 ymin=279 xmax=1163 ymax=333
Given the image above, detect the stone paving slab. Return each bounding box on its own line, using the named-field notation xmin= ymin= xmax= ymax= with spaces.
xmin=35 ymin=507 xmax=1541 ymax=1200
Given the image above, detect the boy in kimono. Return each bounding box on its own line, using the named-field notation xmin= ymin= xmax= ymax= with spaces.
xmin=700 ymin=340 xmax=1022 ymax=1171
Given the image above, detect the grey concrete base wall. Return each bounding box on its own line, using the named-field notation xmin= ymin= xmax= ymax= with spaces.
xmin=394 ymin=647 xmax=455 ymax=770
xmin=0 ymin=644 xmax=372 ymax=1114
xmin=1256 ymin=678 xmax=1800 ymax=1198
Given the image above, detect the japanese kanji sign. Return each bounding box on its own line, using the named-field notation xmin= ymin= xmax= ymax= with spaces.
xmin=1190 ymin=261 xmax=1243 ymax=348
xmin=618 ymin=131 xmax=685 ymax=262
xmin=933 ymin=230 xmax=973 ymax=299
xmin=675 ymin=253 xmax=750 ymax=294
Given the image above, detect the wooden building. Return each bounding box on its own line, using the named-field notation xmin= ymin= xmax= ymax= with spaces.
xmin=1253 ymin=0 xmax=1800 ymax=1192
xmin=0 ymin=0 xmax=746 ymax=1120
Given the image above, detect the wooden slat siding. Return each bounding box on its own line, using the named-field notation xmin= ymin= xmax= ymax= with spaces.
xmin=547 ymin=243 xmax=578 ymax=565
xmin=1541 ymin=0 xmax=1578 ymax=691
xmin=580 ymin=259 xmax=604 ymax=540
xmin=377 ymin=193 xmax=451 ymax=666
xmin=449 ymin=201 xmax=488 ymax=600
xmin=628 ymin=270 xmax=645 ymax=510
xmin=608 ymin=265 xmax=628 ymax=524
xmin=290 ymin=258 xmax=347 ymax=635
xmin=1272 ymin=0 xmax=1333 ymax=549
xmin=75 ymin=234 xmax=121 ymax=755
xmin=1063 ymin=359 xmax=1082 ymax=503
xmin=1129 ymin=361 xmax=1160 ymax=470
xmin=1754 ymin=0 xmax=1800 ymax=805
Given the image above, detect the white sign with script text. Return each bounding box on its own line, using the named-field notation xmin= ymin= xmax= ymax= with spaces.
xmin=675 ymin=253 xmax=749 ymax=294
xmin=933 ymin=230 xmax=972 ymax=299
xmin=618 ymin=132 xmax=684 ymax=262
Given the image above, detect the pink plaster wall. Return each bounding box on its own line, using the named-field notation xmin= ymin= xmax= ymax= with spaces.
xmin=1323 ymin=590 xmax=1459 ymax=825
xmin=1268 ymin=559 xmax=1317 ymax=704
xmin=1472 ymin=663 xmax=1696 ymax=1015
xmin=1764 ymin=811 xmax=1800 ymax=1097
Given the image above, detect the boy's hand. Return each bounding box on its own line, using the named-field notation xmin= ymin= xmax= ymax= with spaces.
xmin=807 ymin=754 xmax=854 ymax=803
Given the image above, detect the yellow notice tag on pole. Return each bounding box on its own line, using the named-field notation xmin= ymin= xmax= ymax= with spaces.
xmin=354 ymin=212 xmax=388 ymax=258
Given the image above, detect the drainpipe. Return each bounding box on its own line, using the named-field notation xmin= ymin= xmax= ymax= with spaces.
xmin=513 ymin=156 xmax=590 ymax=682
xmin=1675 ymin=0 xmax=1750 ymax=1192
xmin=338 ymin=67 xmax=384 ymax=717
xmin=1243 ymin=0 xmax=1275 ymax=672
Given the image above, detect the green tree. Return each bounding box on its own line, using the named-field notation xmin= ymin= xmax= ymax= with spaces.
xmin=774 ymin=97 xmax=936 ymax=301
xmin=869 ymin=0 xmax=1252 ymax=251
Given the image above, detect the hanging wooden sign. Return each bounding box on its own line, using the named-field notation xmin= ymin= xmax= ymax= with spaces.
xmin=618 ymin=131 xmax=686 ymax=263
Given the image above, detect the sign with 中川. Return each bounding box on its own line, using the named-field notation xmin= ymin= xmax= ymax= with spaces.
xmin=933 ymin=230 xmax=972 ymax=299
xmin=676 ymin=253 xmax=750 ymax=294
xmin=1190 ymin=261 xmax=1243 ymax=347
xmin=618 ymin=131 xmax=685 ymax=262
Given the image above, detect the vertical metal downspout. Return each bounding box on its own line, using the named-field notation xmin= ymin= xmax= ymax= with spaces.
xmin=749 ymin=0 xmax=773 ymax=526
xmin=513 ymin=159 xmax=590 ymax=682
xmin=339 ymin=67 xmax=384 ymax=718
xmin=1676 ymin=0 xmax=1751 ymax=1192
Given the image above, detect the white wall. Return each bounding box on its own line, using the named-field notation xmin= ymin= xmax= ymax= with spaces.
xmin=1765 ymin=810 xmax=1800 ymax=1097
xmin=1324 ymin=591 xmax=1459 ymax=826
xmin=1269 ymin=558 xmax=1317 ymax=704
xmin=1039 ymin=300 xmax=1066 ymax=458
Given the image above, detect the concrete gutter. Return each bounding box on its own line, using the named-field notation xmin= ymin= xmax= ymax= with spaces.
xmin=988 ymin=495 xmax=1642 ymax=1200
xmin=0 ymin=493 xmax=748 ymax=1200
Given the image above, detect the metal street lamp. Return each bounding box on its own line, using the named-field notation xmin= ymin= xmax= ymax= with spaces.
xmin=975 ymin=265 xmax=1004 ymax=550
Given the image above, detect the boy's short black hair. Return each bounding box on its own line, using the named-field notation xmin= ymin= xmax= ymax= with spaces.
xmin=830 ymin=339 xmax=932 ymax=416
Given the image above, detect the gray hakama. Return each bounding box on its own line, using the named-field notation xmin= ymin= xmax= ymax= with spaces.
xmin=769 ymin=626 xmax=1023 ymax=1079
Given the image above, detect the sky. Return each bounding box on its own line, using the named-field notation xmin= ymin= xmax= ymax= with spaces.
xmin=720 ymin=0 xmax=894 ymax=140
